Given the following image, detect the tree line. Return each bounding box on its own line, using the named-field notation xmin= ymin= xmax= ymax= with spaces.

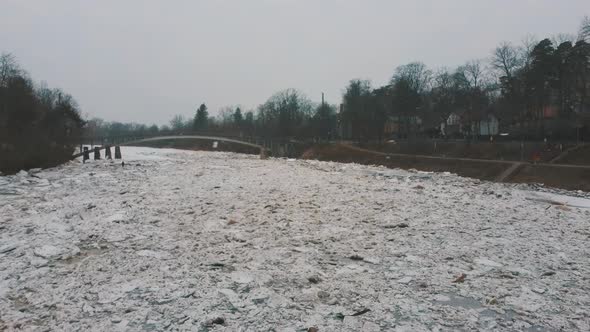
xmin=0 ymin=54 xmax=84 ymax=174
xmin=92 ymin=17 xmax=589 ymax=143
xmin=88 ymin=89 xmax=338 ymax=141
xmin=3 ymin=19 xmax=587 ymax=173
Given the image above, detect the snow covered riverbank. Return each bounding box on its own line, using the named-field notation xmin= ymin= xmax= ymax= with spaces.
xmin=1 ymin=147 xmax=589 ymax=331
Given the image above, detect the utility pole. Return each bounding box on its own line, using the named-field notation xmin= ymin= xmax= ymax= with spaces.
xmin=321 ymin=92 xmax=325 ymax=107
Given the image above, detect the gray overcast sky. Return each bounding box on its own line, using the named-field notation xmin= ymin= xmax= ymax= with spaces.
xmin=1 ymin=0 xmax=588 ymax=125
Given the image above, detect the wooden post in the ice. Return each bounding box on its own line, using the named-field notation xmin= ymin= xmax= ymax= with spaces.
xmin=114 ymin=145 xmax=122 ymax=159
xmin=93 ymin=147 xmax=101 ymax=160
xmin=83 ymin=147 xmax=90 ymax=163
xmin=105 ymin=145 xmax=112 ymax=159
xmin=260 ymin=147 xmax=268 ymax=159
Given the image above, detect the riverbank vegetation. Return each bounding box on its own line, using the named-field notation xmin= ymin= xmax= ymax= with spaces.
xmin=0 ymin=54 xmax=84 ymax=174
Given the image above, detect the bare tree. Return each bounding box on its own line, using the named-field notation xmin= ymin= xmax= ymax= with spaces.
xmin=491 ymin=41 xmax=521 ymax=79
xmin=217 ymin=106 xmax=235 ymax=125
xmin=433 ymin=67 xmax=454 ymax=89
xmin=391 ymin=62 xmax=432 ymax=93
xmin=551 ymin=33 xmax=576 ymax=46
xmin=258 ymin=89 xmax=313 ymax=137
xmin=519 ymin=34 xmax=539 ymax=71
xmin=430 ymin=68 xmax=456 ymax=121
xmin=169 ymin=114 xmax=185 ymax=132
xmin=0 ymin=53 xmax=21 ymax=88
xmin=456 ymin=60 xmax=487 ymax=90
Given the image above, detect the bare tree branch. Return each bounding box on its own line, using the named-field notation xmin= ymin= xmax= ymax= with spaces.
xmin=490 ymin=41 xmax=521 ymax=79
xmin=0 ymin=53 xmax=21 ymax=88
xmin=551 ymin=33 xmax=576 ymax=46
xmin=391 ymin=62 xmax=432 ymax=93
xmin=457 ymin=60 xmax=487 ymax=90
xmin=520 ymin=34 xmax=539 ymax=70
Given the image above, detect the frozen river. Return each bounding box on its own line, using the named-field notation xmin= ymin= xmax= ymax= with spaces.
xmin=1 ymin=147 xmax=589 ymax=331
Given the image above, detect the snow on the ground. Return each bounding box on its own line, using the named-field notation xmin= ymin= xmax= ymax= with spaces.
xmin=522 ymin=191 xmax=590 ymax=209
xmin=1 ymin=147 xmax=589 ymax=331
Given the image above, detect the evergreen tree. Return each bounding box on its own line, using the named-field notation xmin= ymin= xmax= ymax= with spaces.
xmin=342 ymin=79 xmax=373 ymax=141
xmin=233 ymin=107 xmax=243 ymax=128
xmin=391 ymin=78 xmax=421 ymax=138
xmin=526 ymin=39 xmax=557 ymax=120
xmin=193 ymin=103 xmax=208 ymax=130
xmin=243 ymin=111 xmax=255 ymax=134
xmin=313 ymin=103 xmax=337 ymax=140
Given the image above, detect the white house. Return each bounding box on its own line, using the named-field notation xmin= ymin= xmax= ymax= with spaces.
xmin=478 ymin=114 xmax=499 ymax=136
xmin=447 ymin=113 xmax=461 ymax=126
xmin=441 ymin=112 xmax=462 ymax=136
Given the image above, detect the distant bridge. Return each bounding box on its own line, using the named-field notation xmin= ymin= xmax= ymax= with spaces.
xmin=71 ymin=134 xmax=294 ymax=159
